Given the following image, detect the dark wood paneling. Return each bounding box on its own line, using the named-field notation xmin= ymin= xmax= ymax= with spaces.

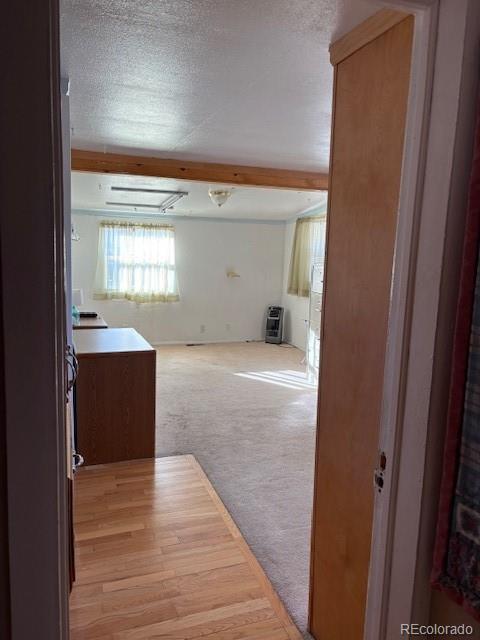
xmin=0 ymin=234 xmax=11 ymax=640
xmin=1 ymin=1 xmax=69 ymax=637
xmin=76 ymin=351 xmax=156 ymax=465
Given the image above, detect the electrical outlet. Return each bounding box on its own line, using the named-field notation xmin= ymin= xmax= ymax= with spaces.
xmin=200 ymin=324 xmax=205 ymax=334
xmin=226 ymin=323 xmax=231 ymax=331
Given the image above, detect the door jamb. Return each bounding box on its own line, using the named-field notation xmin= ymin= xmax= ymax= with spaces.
xmin=1 ymin=1 xmax=69 ymax=637
xmin=362 ymin=1 xmax=479 ymax=638
xmin=362 ymin=1 xmax=438 ymax=638
xmin=308 ymin=7 xmax=433 ymax=637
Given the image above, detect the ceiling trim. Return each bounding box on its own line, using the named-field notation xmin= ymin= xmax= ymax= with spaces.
xmin=71 ymin=149 xmax=329 ymax=191
xmin=330 ymin=8 xmax=410 ymax=65
xmin=72 ymin=208 xmax=286 ymax=225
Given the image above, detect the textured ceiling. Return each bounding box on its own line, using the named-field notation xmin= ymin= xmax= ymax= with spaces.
xmin=72 ymin=172 xmax=328 ymax=220
xmin=61 ymin=0 xmax=375 ymax=171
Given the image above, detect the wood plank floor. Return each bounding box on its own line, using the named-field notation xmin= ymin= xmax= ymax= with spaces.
xmin=70 ymin=455 xmax=302 ymax=640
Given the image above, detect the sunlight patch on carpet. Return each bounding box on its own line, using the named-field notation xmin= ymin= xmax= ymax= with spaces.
xmin=235 ymin=369 xmax=316 ymax=391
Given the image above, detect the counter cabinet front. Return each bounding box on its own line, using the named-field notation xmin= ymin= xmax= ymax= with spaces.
xmin=74 ymin=328 xmax=156 ymax=465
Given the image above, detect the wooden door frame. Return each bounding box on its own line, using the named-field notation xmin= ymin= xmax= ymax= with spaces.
xmin=0 ymin=241 xmax=11 ymax=640
xmin=309 ymin=11 xmax=416 ymax=638
xmin=356 ymin=0 xmax=480 ymax=638
xmin=359 ymin=2 xmax=437 ymax=638
xmin=1 ymin=1 xmax=70 ymax=638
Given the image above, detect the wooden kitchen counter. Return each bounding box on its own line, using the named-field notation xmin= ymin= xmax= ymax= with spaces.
xmin=74 ymin=328 xmax=156 ymax=465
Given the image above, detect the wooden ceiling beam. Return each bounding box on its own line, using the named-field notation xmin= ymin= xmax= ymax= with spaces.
xmin=71 ymin=149 xmax=328 ymax=191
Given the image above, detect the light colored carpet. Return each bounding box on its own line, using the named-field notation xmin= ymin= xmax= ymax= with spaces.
xmin=154 ymin=342 xmax=317 ymax=635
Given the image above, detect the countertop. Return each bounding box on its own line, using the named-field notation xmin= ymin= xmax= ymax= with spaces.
xmin=74 ymin=328 xmax=154 ymax=356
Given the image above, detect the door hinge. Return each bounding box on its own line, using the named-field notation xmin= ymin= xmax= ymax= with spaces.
xmin=374 ymin=451 xmax=387 ymax=493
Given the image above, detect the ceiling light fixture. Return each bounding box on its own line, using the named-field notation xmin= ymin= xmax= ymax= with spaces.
xmin=106 ymin=201 xmax=164 ymax=209
xmin=109 ymin=186 xmax=189 ymax=212
xmin=106 ymin=190 xmax=188 ymax=213
xmin=111 ymin=186 xmax=188 ymax=196
xmin=159 ymin=193 xmax=186 ymax=211
xmin=209 ymin=189 xmax=232 ymax=207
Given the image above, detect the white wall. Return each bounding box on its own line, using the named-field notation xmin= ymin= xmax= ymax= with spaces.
xmin=281 ymin=220 xmax=309 ymax=351
xmin=71 ymin=212 xmax=285 ymax=345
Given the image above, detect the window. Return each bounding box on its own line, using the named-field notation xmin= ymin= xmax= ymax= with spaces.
xmin=93 ymin=221 xmax=179 ymax=303
xmin=287 ymin=216 xmax=326 ymax=297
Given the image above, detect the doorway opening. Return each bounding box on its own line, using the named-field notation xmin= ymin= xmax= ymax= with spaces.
xmin=70 ymin=173 xmax=327 ymax=634
xmin=62 ymin=4 xmax=417 ymax=640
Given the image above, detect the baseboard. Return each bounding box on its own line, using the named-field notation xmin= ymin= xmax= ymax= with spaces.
xmin=150 ymin=339 xmax=305 ymax=351
xmin=150 ymin=338 xmax=264 ymax=346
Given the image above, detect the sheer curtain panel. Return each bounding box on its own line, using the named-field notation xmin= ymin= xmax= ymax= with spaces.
xmin=93 ymin=221 xmax=179 ymax=303
xmin=287 ymin=216 xmax=325 ymax=297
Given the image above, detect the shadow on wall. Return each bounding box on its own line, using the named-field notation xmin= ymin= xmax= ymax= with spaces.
xmin=283 ymin=308 xmax=292 ymax=344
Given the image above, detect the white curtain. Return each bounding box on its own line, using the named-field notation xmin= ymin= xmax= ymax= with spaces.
xmin=287 ymin=216 xmax=326 ymax=297
xmin=93 ymin=221 xmax=179 ymax=303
